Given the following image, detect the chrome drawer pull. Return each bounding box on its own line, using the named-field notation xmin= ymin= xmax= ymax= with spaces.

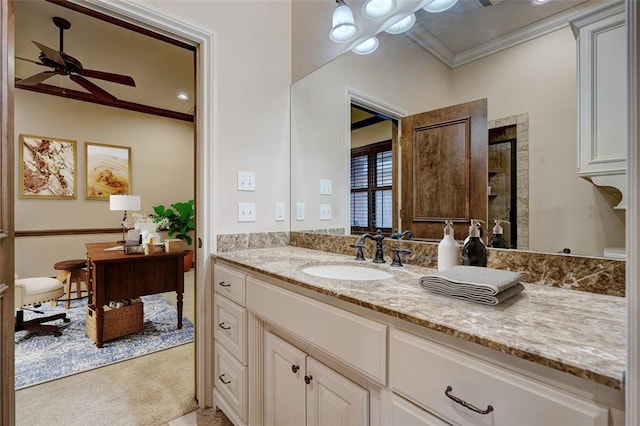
xmin=219 ymin=374 xmax=231 ymax=385
xmin=445 ymin=385 xmax=494 ymax=415
xmin=218 ymin=281 xmax=231 ymax=287
xmin=218 ymin=322 xmax=231 ymax=330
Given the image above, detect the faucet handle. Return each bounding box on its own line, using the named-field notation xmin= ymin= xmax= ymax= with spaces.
xmin=391 ymin=248 xmax=411 ymax=267
xmin=349 ymin=243 xmax=365 ymax=261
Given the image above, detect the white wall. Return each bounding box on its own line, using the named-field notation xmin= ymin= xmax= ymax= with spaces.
xmin=140 ymin=0 xmax=292 ymax=237
xmin=14 ymin=90 xmax=194 ymax=277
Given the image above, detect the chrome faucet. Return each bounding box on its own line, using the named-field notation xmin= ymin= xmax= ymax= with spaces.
xmin=358 ymin=230 xmax=386 ymax=263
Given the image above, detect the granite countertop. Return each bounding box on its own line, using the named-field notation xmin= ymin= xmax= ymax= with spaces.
xmin=214 ymin=246 xmax=626 ymax=390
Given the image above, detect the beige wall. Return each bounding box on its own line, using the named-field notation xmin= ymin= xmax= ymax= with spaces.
xmin=291 ymin=26 xmax=625 ymax=256
xmin=140 ymin=0 xmax=292 ymax=237
xmin=14 ymin=91 xmax=194 ymax=277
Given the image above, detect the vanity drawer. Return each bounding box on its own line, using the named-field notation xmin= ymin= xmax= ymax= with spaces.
xmin=214 ymin=294 xmax=247 ymax=364
xmin=215 ymin=342 xmax=247 ymax=423
xmin=391 ymin=395 xmax=451 ymax=426
xmin=390 ymin=329 xmax=608 ymax=426
xmin=247 ymin=276 xmax=387 ymax=385
xmin=214 ymin=263 xmax=246 ymax=306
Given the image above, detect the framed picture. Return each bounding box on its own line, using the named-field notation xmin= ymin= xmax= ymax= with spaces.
xmin=85 ymin=142 xmax=131 ymax=200
xmin=19 ymin=134 xmax=77 ymax=199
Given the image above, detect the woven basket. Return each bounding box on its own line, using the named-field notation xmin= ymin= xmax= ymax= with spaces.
xmin=86 ymin=302 xmax=144 ymax=343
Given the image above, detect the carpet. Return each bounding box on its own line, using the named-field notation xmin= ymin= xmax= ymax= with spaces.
xmin=14 ymin=294 xmax=194 ymax=390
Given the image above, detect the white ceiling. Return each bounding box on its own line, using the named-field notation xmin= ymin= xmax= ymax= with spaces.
xmin=14 ymin=1 xmax=195 ymax=115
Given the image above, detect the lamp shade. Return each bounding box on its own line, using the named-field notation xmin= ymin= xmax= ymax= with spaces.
xmin=352 ymin=37 xmax=379 ymax=55
xmin=362 ymin=0 xmax=396 ymax=19
xmin=329 ymin=1 xmax=357 ymax=43
xmin=423 ymin=0 xmax=458 ymax=13
xmin=109 ymin=195 xmax=141 ymax=211
xmin=384 ymin=13 xmax=416 ymax=34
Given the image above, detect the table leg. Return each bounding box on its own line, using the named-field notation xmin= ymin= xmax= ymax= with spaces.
xmin=96 ymin=305 xmax=104 ymax=348
xmin=177 ymin=292 xmax=183 ymax=329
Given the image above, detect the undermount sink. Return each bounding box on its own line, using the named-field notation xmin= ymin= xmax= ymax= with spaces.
xmin=301 ymin=264 xmax=394 ymax=281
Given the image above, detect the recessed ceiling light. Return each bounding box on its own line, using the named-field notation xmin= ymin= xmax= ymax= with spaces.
xmin=177 ymin=93 xmax=189 ymax=100
xmin=531 ymin=0 xmax=551 ymax=4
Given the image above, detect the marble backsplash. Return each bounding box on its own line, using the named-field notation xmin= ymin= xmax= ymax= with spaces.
xmin=217 ymin=232 xmax=289 ymax=252
xmin=289 ymin=232 xmax=625 ymax=297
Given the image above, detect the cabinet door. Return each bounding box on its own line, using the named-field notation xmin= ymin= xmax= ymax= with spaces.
xmin=265 ymin=332 xmax=306 ymax=426
xmin=306 ymin=357 xmax=368 ymax=426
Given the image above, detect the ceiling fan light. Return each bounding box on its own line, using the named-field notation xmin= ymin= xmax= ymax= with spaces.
xmin=423 ymin=0 xmax=458 ymax=13
xmin=329 ymin=1 xmax=357 ymax=43
xmin=384 ymin=14 xmax=416 ymax=35
xmin=362 ymin=0 xmax=396 ymax=19
xmin=352 ymin=37 xmax=379 ymax=55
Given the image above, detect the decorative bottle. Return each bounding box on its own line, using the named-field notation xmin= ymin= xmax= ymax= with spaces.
xmin=437 ymin=220 xmax=460 ymax=271
xmin=463 ymin=219 xmax=487 ymax=267
xmin=487 ymin=219 xmax=509 ymax=249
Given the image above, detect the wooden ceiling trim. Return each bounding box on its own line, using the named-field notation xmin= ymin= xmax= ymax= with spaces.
xmin=15 ymin=79 xmax=194 ymax=122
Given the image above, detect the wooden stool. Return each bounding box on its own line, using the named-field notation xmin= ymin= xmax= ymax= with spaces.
xmin=52 ymin=259 xmax=88 ymax=309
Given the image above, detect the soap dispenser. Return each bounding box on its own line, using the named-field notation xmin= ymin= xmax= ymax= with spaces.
xmin=463 ymin=219 xmax=487 ymax=267
xmin=437 ymin=220 xmax=460 ymax=271
xmin=487 ymin=219 xmax=510 ymax=249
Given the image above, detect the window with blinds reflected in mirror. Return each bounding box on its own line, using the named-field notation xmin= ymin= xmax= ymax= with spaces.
xmin=350 ymin=140 xmax=392 ymax=234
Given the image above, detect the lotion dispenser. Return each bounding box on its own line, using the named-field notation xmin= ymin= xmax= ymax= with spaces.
xmin=463 ymin=219 xmax=487 ymax=267
xmin=437 ymin=220 xmax=460 ymax=271
xmin=487 ymin=219 xmax=510 ymax=249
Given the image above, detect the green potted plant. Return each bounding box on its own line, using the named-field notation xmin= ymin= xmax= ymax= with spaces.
xmin=152 ymin=199 xmax=195 ymax=270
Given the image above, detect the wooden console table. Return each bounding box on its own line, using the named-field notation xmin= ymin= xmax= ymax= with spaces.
xmin=85 ymin=242 xmax=185 ymax=348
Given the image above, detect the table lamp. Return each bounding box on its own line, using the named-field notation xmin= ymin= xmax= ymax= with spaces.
xmin=110 ymin=194 xmax=141 ymax=243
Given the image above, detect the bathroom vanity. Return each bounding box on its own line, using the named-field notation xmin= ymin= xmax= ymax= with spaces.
xmin=212 ymin=246 xmax=625 ymax=426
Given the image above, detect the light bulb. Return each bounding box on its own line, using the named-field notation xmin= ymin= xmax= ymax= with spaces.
xmin=352 ymin=37 xmax=379 ymax=55
xmin=329 ymin=1 xmax=357 ymax=43
xmin=423 ymin=0 xmax=458 ymax=13
xmin=362 ymin=0 xmax=396 ymax=19
xmin=384 ymin=14 xmax=416 ymax=35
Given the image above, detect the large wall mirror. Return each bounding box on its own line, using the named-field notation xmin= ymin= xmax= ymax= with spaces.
xmin=290 ymin=0 xmax=625 ymax=258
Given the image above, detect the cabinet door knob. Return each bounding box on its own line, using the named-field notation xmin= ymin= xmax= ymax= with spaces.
xmin=218 ymin=322 xmax=231 ymax=330
xmin=218 ymin=281 xmax=231 ymax=287
xmin=291 ymin=364 xmax=300 ymax=374
xmin=304 ymin=375 xmax=313 ymax=384
xmin=218 ymin=374 xmax=231 ymax=385
xmin=444 ymin=385 xmax=494 ymax=415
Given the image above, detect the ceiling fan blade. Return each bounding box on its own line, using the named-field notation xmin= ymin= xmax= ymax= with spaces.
xmin=79 ymin=69 xmax=136 ymax=87
xmin=16 ymin=56 xmax=46 ymax=66
xmin=32 ymin=40 xmax=65 ymax=67
xmin=69 ymin=74 xmax=117 ymax=102
xmin=16 ymin=71 xmax=57 ymax=86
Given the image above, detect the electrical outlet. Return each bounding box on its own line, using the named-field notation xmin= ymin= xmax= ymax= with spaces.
xmin=237 ymin=171 xmax=256 ymax=191
xmin=295 ymin=203 xmax=305 ymax=221
xmin=320 ymin=204 xmax=332 ymax=220
xmin=238 ymin=202 xmax=256 ymax=222
xmin=320 ymin=179 xmax=332 ymax=195
xmin=275 ymin=202 xmax=286 ymax=222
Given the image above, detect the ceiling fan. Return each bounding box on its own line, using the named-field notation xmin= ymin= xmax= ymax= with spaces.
xmin=16 ymin=16 xmax=136 ymax=102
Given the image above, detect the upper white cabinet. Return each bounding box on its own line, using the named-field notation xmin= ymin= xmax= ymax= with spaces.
xmin=575 ymin=3 xmax=626 ymax=208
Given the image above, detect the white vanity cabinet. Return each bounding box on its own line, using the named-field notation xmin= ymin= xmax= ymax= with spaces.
xmin=213 ymin=264 xmax=248 ymax=425
xmin=213 ymin=260 xmax=615 ymax=426
xmin=390 ymin=329 xmax=608 ymax=426
xmin=575 ymin=3 xmax=626 ymax=208
xmin=265 ymin=331 xmax=369 ymax=426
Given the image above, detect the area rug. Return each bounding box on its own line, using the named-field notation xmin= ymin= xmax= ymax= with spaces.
xmin=14 ymin=294 xmax=194 ymax=390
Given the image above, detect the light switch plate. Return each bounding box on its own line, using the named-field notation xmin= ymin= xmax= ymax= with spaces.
xmin=295 ymin=203 xmax=305 ymax=221
xmin=238 ymin=202 xmax=256 ymax=222
xmin=320 ymin=179 xmax=332 ymax=195
xmin=237 ymin=171 xmax=256 ymax=191
xmin=320 ymin=204 xmax=332 ymax=220
xmin=275 ymin=202 xmax=286 ymax=222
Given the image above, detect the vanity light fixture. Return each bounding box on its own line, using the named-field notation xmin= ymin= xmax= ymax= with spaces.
xmin=329 ymin=0 xmax=357 ymax=43
xmin=384 ymin=13 xmax=416 ymax=35
xmin=352 ymin=36 xmax=379 ymax=55
xmin=423 ymin=0 xmax=458 ymax=13
xmin=362 ymin=0 xmax=396 ymax=19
